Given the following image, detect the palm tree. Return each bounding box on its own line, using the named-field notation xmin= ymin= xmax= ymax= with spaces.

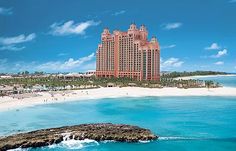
xmin=205 ymin=80 xmax=214 ymax=90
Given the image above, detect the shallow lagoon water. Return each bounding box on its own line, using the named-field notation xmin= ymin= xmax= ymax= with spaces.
xmin=1 ymin=96 xmax=236 ymax=151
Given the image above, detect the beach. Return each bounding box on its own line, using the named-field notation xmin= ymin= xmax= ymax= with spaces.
xmin=1 ymin=86 xmax=236 ymax=112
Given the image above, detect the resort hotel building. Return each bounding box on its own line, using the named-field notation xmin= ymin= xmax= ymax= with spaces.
xmin=96 ymin=23 xmax=160 ymax=81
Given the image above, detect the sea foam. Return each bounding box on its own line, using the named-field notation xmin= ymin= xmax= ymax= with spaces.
xmin=7 ymin=148 xmax=29 ymax=151
xmin=138 ymin=140 xmax=150 ymax=143
xmin=158 ymin=136 xmax=195 ymax=141
xmin=48 ymin=139 xmax=99 ymax=150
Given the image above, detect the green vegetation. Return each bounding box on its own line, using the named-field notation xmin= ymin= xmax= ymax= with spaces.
xmin=0 ymin=71 xmax=224 ymax=96
xmin=0 ymin=76 xmax=96 ymax=89
xmin=0 ymin=75 xmax=219 ymax=90
xmin=162 ymin=71 xmax=227 ymax=78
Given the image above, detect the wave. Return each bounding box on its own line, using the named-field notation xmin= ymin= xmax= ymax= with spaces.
xmin=102 ymin=140 xmax=117 ymax=143
xmin=158 ymin=136 xmax=195 ymax=140
xmin=158 ymin=136 xmax=236 ymax=142
xmin=7 ymin=148 xmax=29 ymax=151
xmin=48 ymin=139 xmax=99 ymax=150
xmin=139 ymin=140 xmax=150 ymax=143
xmin=7 ymin=139 xmax=99 ymax=150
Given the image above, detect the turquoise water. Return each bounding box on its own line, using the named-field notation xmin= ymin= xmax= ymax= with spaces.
xmin=0 ymin=96 xmax=236 ymax=151
xmin=192 ymin=75 xmax=236 ymax=87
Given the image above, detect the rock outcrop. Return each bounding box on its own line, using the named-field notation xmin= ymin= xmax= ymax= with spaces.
xmin=0 ymin=123 xmax=157 ymax=151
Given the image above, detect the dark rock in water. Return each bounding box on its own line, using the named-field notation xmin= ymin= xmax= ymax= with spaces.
xmin=0 ymin=123 xmax=157 ymax=151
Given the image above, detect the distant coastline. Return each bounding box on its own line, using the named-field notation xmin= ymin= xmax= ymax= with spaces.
xmin=175 ymin=74 xmax=236 ymax=80
xmin=1 ymin=86 xmax=236 ymax=112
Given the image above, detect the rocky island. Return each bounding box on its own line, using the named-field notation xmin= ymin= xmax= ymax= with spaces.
xmin=0 ymin=123 xmax=157 ymax=151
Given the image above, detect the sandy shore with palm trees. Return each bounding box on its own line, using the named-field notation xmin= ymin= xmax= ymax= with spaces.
xmin=1 ymin=87 xmax=236 ymax=112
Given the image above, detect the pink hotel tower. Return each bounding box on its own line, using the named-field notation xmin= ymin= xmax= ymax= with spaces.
xmin=96 ymin=23 xmax=160 ymax=81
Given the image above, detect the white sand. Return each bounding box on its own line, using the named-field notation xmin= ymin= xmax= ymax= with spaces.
xmin=175 ymin=74 xmax=236 ymax=80
xmin=1 ymin=87 xmax=236 ymax=112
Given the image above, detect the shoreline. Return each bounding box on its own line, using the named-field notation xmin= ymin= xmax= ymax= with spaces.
xmin=175 ymin=74 xmax=236 ymax=80
xmin=1 ymin=87 xmax=236 ymax=112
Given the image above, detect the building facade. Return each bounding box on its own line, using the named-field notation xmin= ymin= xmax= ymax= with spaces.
xmin=96 ymin=24 xmax=160 ymax=81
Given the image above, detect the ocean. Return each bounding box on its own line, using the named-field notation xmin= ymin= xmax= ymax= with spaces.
xmin=0 ymin=76 xmax=236 ymax=151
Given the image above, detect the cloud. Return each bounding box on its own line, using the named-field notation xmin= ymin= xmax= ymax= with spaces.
xmin=80 ymin=61 xmax=96 ymax=71
xmin=57 ymin=53 xmax=68 ymax=57
xmin=0 ymin=33 xmax=36 ymax=45
xmin=205 ymin=43 xmax=221 ymax=50
xmin=0 ymin=53 xmax=95 ymax=73
xmin=0 ymin=7 xmax=13 ymax=15
xmin=160 ymin=44 xmax=176 ymax=49
xmin=229 ymin=0 xmax=236 ymax=3
xmin=36 ymin=53 xmax=95 ymax=71
xmin=50 ymin=20 xmax=101 ymax=36
xmin=214 ymin=61 xmax=224 ymax=65
xmin=0 ymin=45 xmax=25 ymax=51
xmin=112 ymin=10 xmax=126 ymax=16
xmin=162 ymin=22 xmax=182 ymax=30
xmin=0 ymin=33 xmax=35 ymax=51
xmin=161 ymin=57 xmax=184 ymax=69
xmin=211 ymin=49 xmax=227 ymax=58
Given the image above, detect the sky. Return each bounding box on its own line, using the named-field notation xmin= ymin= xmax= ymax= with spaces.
xmin=0 ymin=0 xmax=236 ymax=73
